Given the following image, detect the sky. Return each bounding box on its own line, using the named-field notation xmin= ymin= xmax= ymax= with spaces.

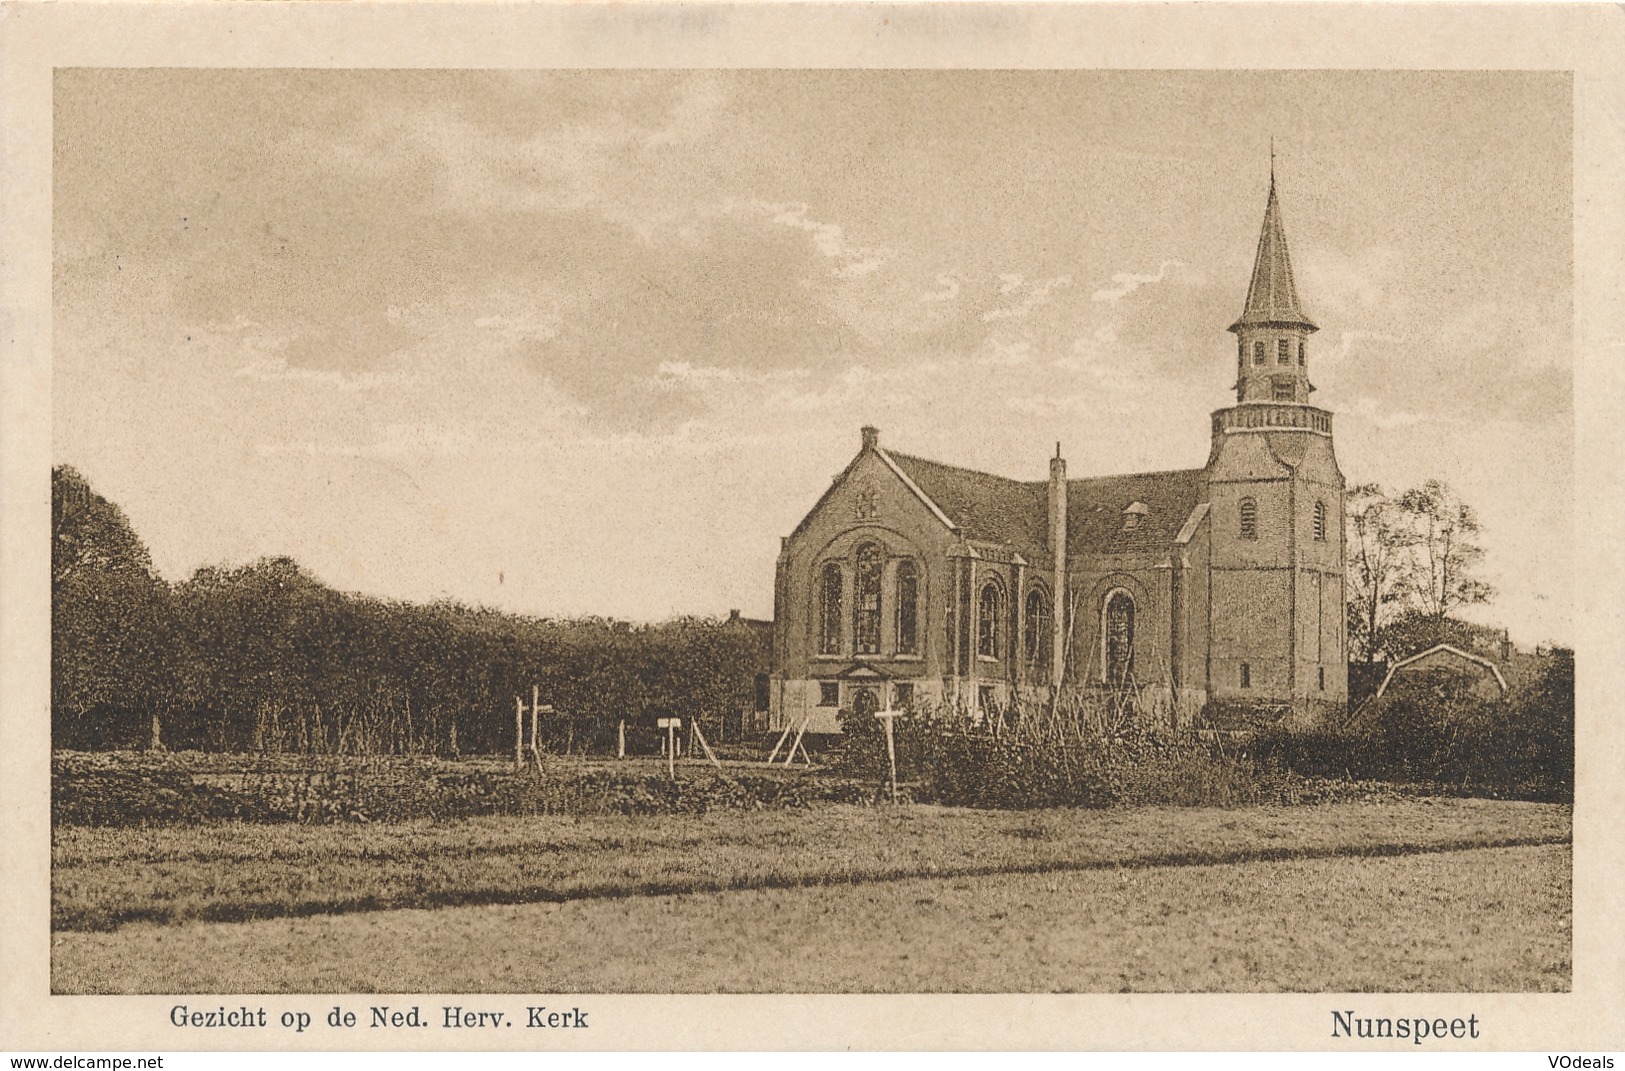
xmin=53 ymin=69 xmax=1573 ymax=645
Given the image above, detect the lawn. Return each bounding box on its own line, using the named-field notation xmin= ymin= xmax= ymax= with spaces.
xmin=52 ymin=842 xmax=1570 ymax=993
xmin=53 ymin=797 xmax=1569 ymax=932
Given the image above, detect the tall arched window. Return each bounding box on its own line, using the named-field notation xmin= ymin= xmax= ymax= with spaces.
xmin=1253 ymin=340 xmax=1265 ymax=365
xmin=818 ymin=562 xmax=843 ymax=655
xmin=1239 ymin=497 xmax=1258 ymax=540
xmin=977 ymin=580 xmax=1003 ymax=659
xmin=853 ymin=542 xmax=883 ymax=655
xmin=894 ymin=559 xmax=919 ymax=655
xmin=1023 ymin=588 xmax=1051 ymax=682
xmin=1277 ymin=337 xmax=1291 ymax=364
xmin=1104 ymin=591 xmax=1135 ymax=688
xmin=1313 ymin=500 xmax=1327 ymax=541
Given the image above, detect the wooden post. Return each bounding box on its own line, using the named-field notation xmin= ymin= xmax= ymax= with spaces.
xmin=874 ymin=708 xmax=903 ymax=804
xmin=667 ymin=721 xmax=676 ymax=779
xmin=531 ymin=685 xmax=540 ymax=766
xmin=514 ymin=696 xmax=524 ymax=769
xmin=618 ymin=719 xmax=626 ymax=759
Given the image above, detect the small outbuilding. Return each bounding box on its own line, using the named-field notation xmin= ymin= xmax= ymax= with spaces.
xmin=1374 ymin=644 xmax=1510 ymax=703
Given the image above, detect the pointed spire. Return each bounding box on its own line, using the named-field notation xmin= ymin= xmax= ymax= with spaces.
xmin=1228 ymin=171 xmax=1317 ymax=334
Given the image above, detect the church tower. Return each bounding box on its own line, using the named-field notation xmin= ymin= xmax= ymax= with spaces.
xmin=1229 ymin=170 xmax=1318 ymax=403
xmin=1204 ymin=170 xmax=1347 ymax=722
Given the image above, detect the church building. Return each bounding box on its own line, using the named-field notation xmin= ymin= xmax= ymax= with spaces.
xmin=770 ymin=175 xmax=1348 ymax=733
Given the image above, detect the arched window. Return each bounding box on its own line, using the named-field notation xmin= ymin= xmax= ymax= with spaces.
xmin=1023 ymin=588 xmax=1051 ymax=682
xmin=853 ymin=542 xmax=883 ymax=655
xmin=1239 ymin=497 xmax=1258 ymax=540
xmin=895 ymin=559 xmax=919 ymax=655
xmin=1253 ymin=340 xmax=1265 ymax=365
xmin=1313 ymin=500 xmax=1327 ymax=542
xmin=977 ymin=580 xmax=1003 ymax=659
xmin=818 ymin=562 xmax=844 ymax=655
xmin=1278 ymin=338 xmax=1291 ymax=364
xmin=1298 ymin=340 xmax=1306 ymax=366
xmin=1104 ymin=591 xmax=1135 ymax=688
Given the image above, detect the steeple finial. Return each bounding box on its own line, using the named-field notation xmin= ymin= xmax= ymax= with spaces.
xmin=1228 ymin=165 xmax=1316 ymax=334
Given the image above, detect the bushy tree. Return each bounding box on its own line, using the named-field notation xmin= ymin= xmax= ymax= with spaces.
xmin=1345 ymin=479 xmax=1495 ymax=662
xmin=51 ymin=466 xmax=182 ymax=748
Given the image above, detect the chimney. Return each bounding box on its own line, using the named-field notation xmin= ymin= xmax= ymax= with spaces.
xmin=1049 ymin=443 xmax=1068 ymax=684
xmin=861 ymin=426 xmax=879 ymax=451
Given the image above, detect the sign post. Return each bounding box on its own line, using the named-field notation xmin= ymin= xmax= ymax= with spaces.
xmin=657 ymin=717 xmax=681 ymax=779
xmin=873 ymin=707 xmax=903 ymax=805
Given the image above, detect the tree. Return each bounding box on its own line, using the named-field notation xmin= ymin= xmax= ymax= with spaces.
xmin=51 ymin=466 xmax=181 ymax=748
xmin=1396 ymin=479 xmax=1495 ymax=639
xmin=1344 ymin=483 xmax=1416 ymax=664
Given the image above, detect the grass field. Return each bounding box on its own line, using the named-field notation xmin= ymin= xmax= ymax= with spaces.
xmin=51 ymin=794 xmax=1570 ymax=992
xmin=53 ymin=842 xmax=1570 ymax=993
xmin=53 ymin=797 xmax=1569 ymax=932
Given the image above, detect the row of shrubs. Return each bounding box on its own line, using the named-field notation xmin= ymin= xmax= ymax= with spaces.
xmin=51 ymin=752 xmax=874 ymax=826
xmin=832 ymin=650 xmax=1574 ymax=807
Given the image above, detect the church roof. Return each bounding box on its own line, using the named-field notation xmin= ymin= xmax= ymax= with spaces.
xmin=885 ymin=450 xmax=1205 ymax=557
xmin=1066 ymin=468 xmax=1206 ymax=553
xmin=1229 ymin=176 xmax=1317 ymax=333
xmin=885 ymin=451 xmax=1049 ymax=556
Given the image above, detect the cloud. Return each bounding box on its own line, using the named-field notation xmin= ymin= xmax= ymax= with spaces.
xmin=1325 ymin=329 xmax=1402 ymax=364
xmin=1344 ymin=396 xmax=1430 ymax=430
xmin=741 ymin=199 xmax=893 ymax=280
xmin=234 ymin=358 xmax=413 ymax=393
xmin=978 ymin=338 xmax=1033 ymax=367
xmin=982 ymin=275 xmax=1072 ymax=322
xmin=1091 ymin=259 xmax=1185 ymax=304
xmin=920 ymin=273 xmax=962 ymax=303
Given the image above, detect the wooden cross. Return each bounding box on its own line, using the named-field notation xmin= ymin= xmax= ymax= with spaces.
xmin=873 ymin=707 xmax=904 ymax=804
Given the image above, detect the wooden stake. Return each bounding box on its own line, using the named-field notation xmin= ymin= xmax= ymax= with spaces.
xmin=783 ymin=714 xmax=812 ymax=767
xmin=514 ymin=696 xmax=524 ymax=769
xmin=692 ymin=719 xmax=723 ymax=769
xmin=531 ymin=684 xmax=541 ymax=766
xmin=618 ymin=719 xmax=626 ymax=759
xmin=874 ymin=708 xmax=902 ymax=804
xmin=765 ymin=720 xmax=795 ymax=764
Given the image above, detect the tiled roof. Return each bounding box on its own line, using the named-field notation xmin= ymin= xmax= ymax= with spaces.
xmin=885 ymin=450 xmax=1205 ymax=557
xmin=1229 ymin=178 xmax=1317 ymax=333
xmin=1066 ymin=468 xmax=1207 ymax=553
xmin=885 ymin=451 xmax=1049 ymax=557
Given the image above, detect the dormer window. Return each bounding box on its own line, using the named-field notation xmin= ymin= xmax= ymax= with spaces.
xmin=1122 ymin=501 xmax=1149 ymax=531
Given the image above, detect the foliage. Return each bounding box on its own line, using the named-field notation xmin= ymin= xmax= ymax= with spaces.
xmin=1343 ymin=479 xmax=1495 ymax=663
xmin=1251 ymin=648 xmax=1573 ymax=802
xmin=837 ymin=695 xmax=1285 ymax=809
xmin=51 ymin=467 xmax=770 ymax=755
xmin=52 ymin=751 xmax=872 ymax=828
xmin=1345 ymin=482 xmax=1417 ymax=664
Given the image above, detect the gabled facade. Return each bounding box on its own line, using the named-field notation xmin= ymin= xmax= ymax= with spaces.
xmin=770 ymin=174 xmax=1348 ymax=732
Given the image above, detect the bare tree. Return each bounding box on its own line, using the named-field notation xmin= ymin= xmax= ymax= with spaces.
xmin=1344 ymin=483 xmax=1416 ymax=664
xmin=1396 ymin=478 xmax=1495 ymax=638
